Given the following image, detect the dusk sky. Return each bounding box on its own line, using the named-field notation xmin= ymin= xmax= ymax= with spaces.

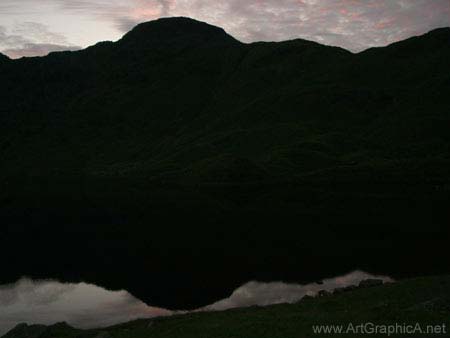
xmin=1 ymin=0 xmax=449 ymax=58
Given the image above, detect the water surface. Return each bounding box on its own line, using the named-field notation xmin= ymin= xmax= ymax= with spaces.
xmin=0 ymin=271 xmax=392 ymax=336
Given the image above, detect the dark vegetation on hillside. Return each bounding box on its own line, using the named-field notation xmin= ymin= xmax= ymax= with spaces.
xmin=0 ymin=18 xmax=449 ymax=309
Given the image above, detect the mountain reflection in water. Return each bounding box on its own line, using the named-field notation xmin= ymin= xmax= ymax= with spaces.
xmin=0 ymin=271 xmax=392 ymax=336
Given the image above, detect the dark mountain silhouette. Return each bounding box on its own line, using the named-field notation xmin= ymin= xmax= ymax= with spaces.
xmin=120 ymin=17 xmax=240 ymax=48
xmin=0 ymin=53 xmax=9 ymax=62
xmin=0 ymin=18 xmax=449 ymax=309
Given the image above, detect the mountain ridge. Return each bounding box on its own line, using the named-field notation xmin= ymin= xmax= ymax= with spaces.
xmin=361 ymin=26 xmax=450 ymax=55
xmin=2 ymin=18 xmax=449 ymax=59
xmin=0 ymin=53 xmax=9 ymax=61
xmin=0 ymin=16 xmax=449 ymax=310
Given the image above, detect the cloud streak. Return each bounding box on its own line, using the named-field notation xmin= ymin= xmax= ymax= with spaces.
xmin=0 ymin=23 xmax=81 ymax=58
xmin=2 ymin=43 xmax=81 ymax=59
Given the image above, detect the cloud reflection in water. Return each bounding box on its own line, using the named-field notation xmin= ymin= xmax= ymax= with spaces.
xmin=0 ymin=271 xmax=392 ymax=336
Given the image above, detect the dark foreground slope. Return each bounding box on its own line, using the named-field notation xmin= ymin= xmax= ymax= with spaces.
xmin=0 ymin=18 xmax=449 ymax=309
xmin=4 ymin=276 xmax=450 ymax=338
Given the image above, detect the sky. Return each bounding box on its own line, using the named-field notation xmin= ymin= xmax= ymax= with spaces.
xmin=1 ymin=0 xmax=449 ymax=58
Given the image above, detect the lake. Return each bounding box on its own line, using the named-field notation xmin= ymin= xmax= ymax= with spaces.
xmin=0 ymin=271 xmax=392 ymax=336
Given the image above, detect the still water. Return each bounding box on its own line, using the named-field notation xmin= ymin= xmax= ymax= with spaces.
xmin=0 ymin=271 xmax=392 ymax=336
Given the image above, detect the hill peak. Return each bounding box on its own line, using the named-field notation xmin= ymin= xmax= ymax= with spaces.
xmin=119 ymin=17 xmax=240 ymax=49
